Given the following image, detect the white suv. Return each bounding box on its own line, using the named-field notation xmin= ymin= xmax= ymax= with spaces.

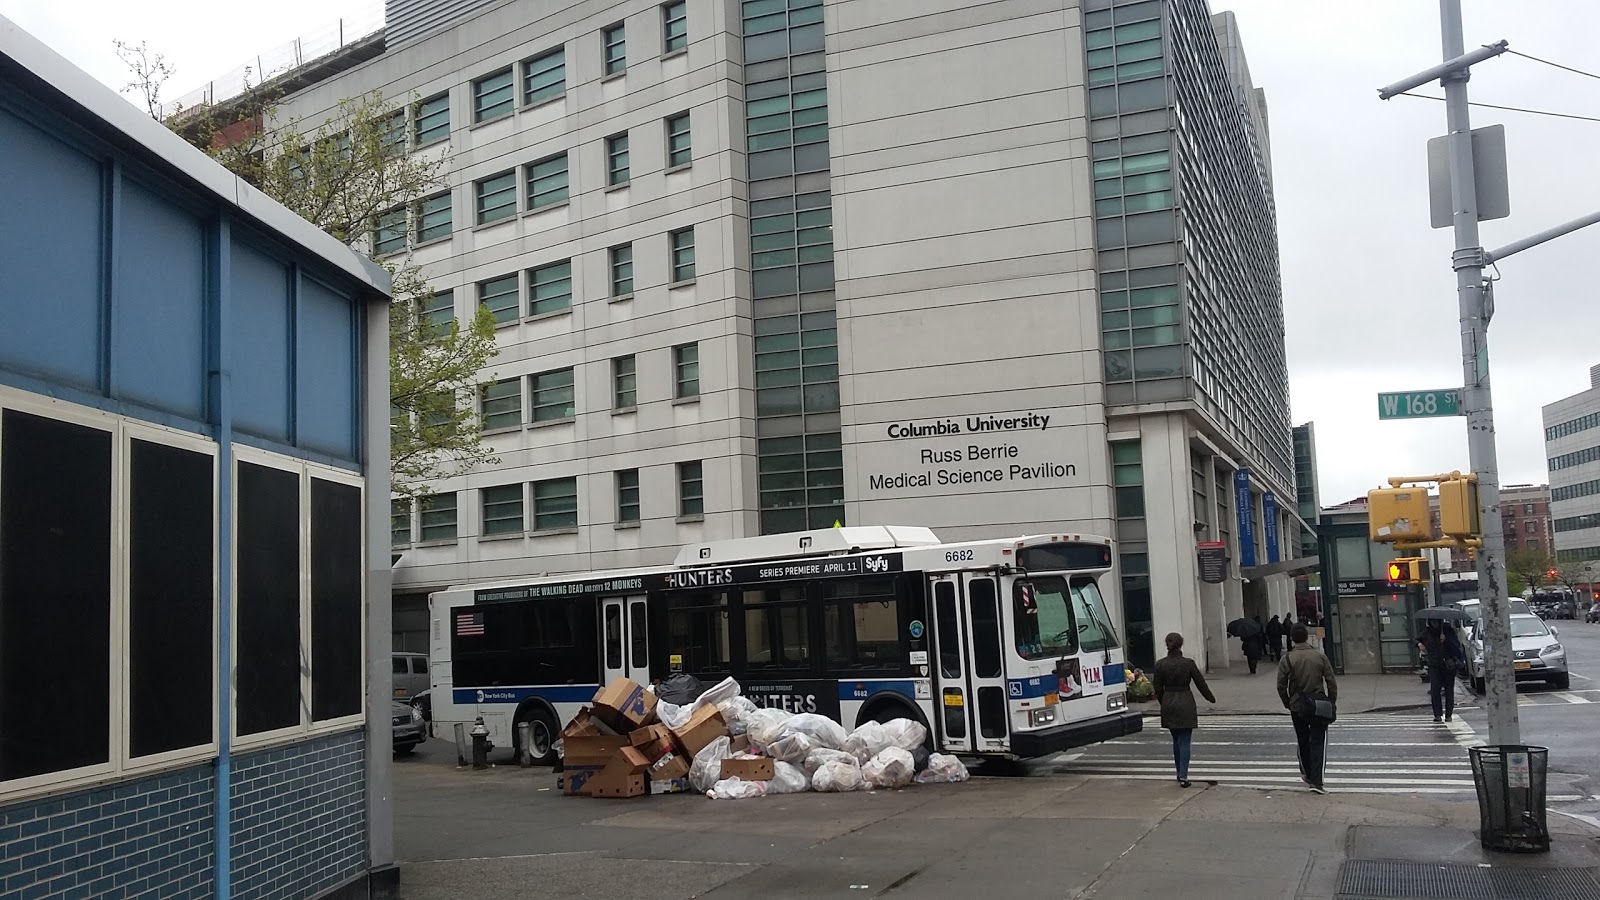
xmin=1467 ymin=614 xmax=1568 ymax=691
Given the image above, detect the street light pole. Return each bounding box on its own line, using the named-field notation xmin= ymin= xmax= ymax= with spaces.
xmin=1437 ymin=0 xmax=1518 ymax=746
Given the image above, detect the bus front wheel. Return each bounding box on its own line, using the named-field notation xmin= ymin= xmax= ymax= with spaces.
xmin=513 ymin=705 xmax=560 ymax=766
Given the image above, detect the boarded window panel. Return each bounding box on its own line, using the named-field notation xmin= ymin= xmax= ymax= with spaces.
xmin=115 ymin=179 xmax=207 ymax=419
xmin=129 ymin=440 xmax=213 ymax=758
xmin=311 ymin=479 xmax=363 ymax=721
xmin=0 ymin=411 xmax=112 ymax=780
xmin=297 ymin=278 xmax=357 ymax=460
xmin=229 ymin=241 xmax=293 ymax=442
xmin=236 ymin=462 xmax=301 ymax=736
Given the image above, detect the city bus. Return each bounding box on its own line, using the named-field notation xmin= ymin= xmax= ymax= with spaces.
xmin=426 ymin=525 xmax=1142 ymax=763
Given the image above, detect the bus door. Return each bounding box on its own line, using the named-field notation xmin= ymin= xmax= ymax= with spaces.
xmin=601 ymin=596 xmax=652 ymax=686
xmin=929 ymin=572 xmax=1009 ymax=753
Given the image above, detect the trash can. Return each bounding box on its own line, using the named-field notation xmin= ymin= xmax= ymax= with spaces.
xmin=1469 ymin=745 xmax=1550 ymax=853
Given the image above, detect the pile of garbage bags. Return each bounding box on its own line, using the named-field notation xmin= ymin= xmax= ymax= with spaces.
xmin=560 ymin=673 xmax=971 ymax=801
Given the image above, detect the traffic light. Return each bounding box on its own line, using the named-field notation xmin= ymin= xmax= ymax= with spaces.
xmin=1438 ymin=475 xmax=1481 ymax=538
xmin=1386 ymin=557 xmax=1430 ymax=584
xmin=1368 ymin=487 xmax=1433 ymax=543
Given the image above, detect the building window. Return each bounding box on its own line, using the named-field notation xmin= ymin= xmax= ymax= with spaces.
xmin=415 ymin=192 xmax=452 ymax=243
xmin=380 ymin=109 xmax=406 ymax=156
xmin=532 ymin=367 xmax=576 ymax=422
xmin=679 ymin=461 xmax=704 ymax=517
xmin=526 ymin=153 xmax=569 ymax=209
xmin=614 ymin=355 xmax=637 ymax=408
xmin=617 ymin=469 xmax=641 ymax=522
xmin=1525 ymin=503 xmax=1534 ymax=515
xmin=674 ymin=343 xmax=700 ymax=399
xmin=481 ymin=377 xmax=522 ymax=430
xmin=473 ymin=68 xmax=515 ymax=122
xmin=529 ymin=260 xmax=573 ymax=315
xmin=604 ymin=23 xmax=627 ymax=75
xmin=670 ymin=226 xmax=695 ymax=281
xmin=1527 ymin=520 xmax=1537 ymax=535
xmin=610 ymin=244 xmax=634 ymax=296
xmin=663 ymin=1 xmax=688 ymax=53
xmin=666 ymin=111 xmax=692 ymax=167
xmin=1112 ymin=441 xmax=1144 ymax=518
xmin=420 ymin=492 xmax=457 ymax=541
xmin=475 ymin=170 xmax=517 ymax=224
xmin=607 ymin=132 xmax=630 ymax=185
xmin=481 ymin=485 xmax=524 ymax=536
xmin=522 ymin=47 xmax=566 ymax=106
xmin=391 ymin=498 xmax=412 ymax=547
xmin=534 ymin=477 xmax=579 ymax=530
xmin=478 ymin=273 xmax=520 ymax=324
xmin=374 ymin=207 xmax=407 ymax=255
xmin=420 ymin=289 xmax=454 ymax=331
xmin=414 ymin=93 xmax=450 ymax=145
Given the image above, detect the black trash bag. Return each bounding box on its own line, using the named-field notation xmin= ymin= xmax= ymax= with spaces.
xmin=911 ymin=743 xmax=931 ymax=772
xmin=655 ymin=673 xmax=707 ymax=706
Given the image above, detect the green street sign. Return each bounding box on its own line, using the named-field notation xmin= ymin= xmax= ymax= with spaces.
xmin=1378 ymin=389 xmax=1462 ymax=420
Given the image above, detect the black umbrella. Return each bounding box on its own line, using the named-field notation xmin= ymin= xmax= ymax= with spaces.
xmin=1414 ymin=607 xmax=1472 ymax=623
xmin=1227 ymin=617 xmax=1263 ymax=638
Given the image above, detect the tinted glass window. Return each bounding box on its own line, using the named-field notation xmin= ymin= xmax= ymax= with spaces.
xmin=968 ymin=578 xmax=1002 ymax=678
xmin=935 ymin=581 xmax=960 ymax=679
xmin=605 ymin=604 xmax=623 ymax=669
xmin=453 ymin=597 xmax=599 ymax=686
xmin=742 ymin=587 xmax=809 ymax=670
xmin=664 ymin=590 xmax=731 ymax=674
xmin=236 ymin=462 xmax=301 ymax=736
xmin=311 ymin=478 xmax=363 ymax=720
xmin=629 ymin=603 xmax=648 ymax=670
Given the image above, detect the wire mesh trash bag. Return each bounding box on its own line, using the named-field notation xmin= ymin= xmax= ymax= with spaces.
xmin=1469 ymin=745 xmax=1550 ymax=853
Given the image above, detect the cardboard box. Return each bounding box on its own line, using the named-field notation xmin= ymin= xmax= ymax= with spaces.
xmin=588 ymin=772 xmax=646 ymax=798
xmin=649 ymin=751 xmax=691 ymax=782
xmin=729 ymin=734 xmax=751 ymax=754
xmin=592 ymin=678 xmax=659 ymax=733
xmin=562 ymin=734 xmax=629 ymax=796
xmin=671 ymin=705 xmax=728 ymax=758
xmin=561 ymin=707 xmax=606 ymax=739
xmin=650 ymin=776 xmax=691 ymax=795
xmin=630 ymin=723 xmax=675 ymax=760
xmin=720 ymin=757 xmax=774 ymax=781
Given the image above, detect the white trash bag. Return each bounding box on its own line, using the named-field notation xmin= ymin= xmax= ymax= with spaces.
xmin=656 ymin=699 xmax=692 ymax=731
xmin=862 ymin=747 xmax=916 ymax=789
xmin=913 ymin=753 xmax=970 ymax=785
xmin=746 ymin=707 xmax=794 ymax=748
xmin=811 ymin=759 xmax=866 ymax=793
xmin=802 ymin=747 xmax=856 ymax=776
xmin=690 ymin=676 xmax=742 ymax=714
xmin=767 ymin=761 xmax=811 ymax=794
xmin=781 ymin=713 xmax=849 ymax=750
xmin=716 ymin=696 xmax=760 ymax=735
xmin=881 ymin=719 xmax=928 ymax=752
xmin=707 ymin=777 xmax=768 ymax=800
xmin=844 ymin=721 xmax=893 ymax=764
xmin=765 ymin=731 xmax=814 ymax=765
xmin=689 ymin=735 xmax=733 ymax=793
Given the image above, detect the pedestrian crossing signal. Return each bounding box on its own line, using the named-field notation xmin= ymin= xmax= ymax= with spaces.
xmin=1386 ymin=557 xmax=1429 ymax=584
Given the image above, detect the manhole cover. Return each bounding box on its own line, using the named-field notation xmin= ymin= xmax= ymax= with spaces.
xmin=1336 ymin=859 xmax=1600 ymax=900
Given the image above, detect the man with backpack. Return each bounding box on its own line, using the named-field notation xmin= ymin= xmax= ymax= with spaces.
xmin=1277 ymin=623 xmax=1338 ymax=794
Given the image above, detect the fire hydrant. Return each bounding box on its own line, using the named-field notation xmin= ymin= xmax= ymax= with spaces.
xmin=470 ymin=717 xmax=491 ymax=769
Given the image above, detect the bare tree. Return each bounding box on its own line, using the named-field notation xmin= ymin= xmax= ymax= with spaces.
xmin=113 ymin=40 xmax=175 ymax=120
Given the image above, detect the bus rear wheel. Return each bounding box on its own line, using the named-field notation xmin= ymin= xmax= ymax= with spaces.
xmin=513 ymin=706 xmax=559 ymax=766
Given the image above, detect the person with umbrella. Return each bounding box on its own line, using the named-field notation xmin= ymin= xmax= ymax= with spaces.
xmin=1415 ymin=608 xmax=1470 ymax=722
xmin=1227 ymin=617 xmax=1266 ymax=674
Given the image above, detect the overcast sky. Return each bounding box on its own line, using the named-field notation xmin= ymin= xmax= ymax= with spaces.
xmin=5 ymin=0 xmax=1597 ymax=508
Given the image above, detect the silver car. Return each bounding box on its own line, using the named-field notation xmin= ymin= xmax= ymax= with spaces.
xmin=392 ymin=700 xmax=425 ymax=755
xmin=1468 ymin=614 xmax=1569 ymax=691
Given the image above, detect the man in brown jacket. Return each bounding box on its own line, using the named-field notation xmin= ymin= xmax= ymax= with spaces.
xmin=1276 ymin=623 xmax=1337 ymax=793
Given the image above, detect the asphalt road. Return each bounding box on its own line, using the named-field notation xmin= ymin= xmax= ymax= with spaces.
xmin=1455 ymin=615 xmax=1600 ymax=823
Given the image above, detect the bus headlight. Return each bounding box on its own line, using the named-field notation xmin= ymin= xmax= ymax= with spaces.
xmin=1106 ymin=693 xmax=1128 ymax=712
xmin=1029 ymin=708 xmax=1056 ymax=727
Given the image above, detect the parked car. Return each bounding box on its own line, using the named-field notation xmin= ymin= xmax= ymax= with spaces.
xmin=1467 ymin=613 xmax=1568 ymax=691
xmin=392 ymin=700 xmax=425 ymax=755
xmin=1454 ymin=598 xmax=1530 ymax=624
xmin=1586 ymin=603 xmax=1600 ymax=624
xmin=410 ymin=688 xmax=432 ymax=724
xmin=392 ymin=652 xmax=430 ymax=700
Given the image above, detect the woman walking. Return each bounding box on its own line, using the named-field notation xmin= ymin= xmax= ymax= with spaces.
xmin=1152 ymin=632 xmax=1217 ymax=787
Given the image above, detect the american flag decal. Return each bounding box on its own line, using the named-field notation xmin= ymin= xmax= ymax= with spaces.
xmin=456 ymin=611 xmax=485 ymax=636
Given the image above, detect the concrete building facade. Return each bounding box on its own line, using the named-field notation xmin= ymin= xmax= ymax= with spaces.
xmin=1546 ymin=365 xmax=1600 ymax=563
xmin=267 ymin=0 xmax=1298 ymax=672
xmin=0 ymin=18 xmax=395 ymax=899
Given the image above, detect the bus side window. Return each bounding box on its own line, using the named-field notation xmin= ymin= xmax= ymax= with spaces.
xmin=935 ymin=582 xmax=960 ymax=679
xmin=604 ymin=604 xmax=622 ymax=670
xmin=968 ymin=578 xmax=1002 ymax=678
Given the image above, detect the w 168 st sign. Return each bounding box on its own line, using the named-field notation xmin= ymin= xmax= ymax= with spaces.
xmin=1378 ymin=388 xmax=1462 ymax=420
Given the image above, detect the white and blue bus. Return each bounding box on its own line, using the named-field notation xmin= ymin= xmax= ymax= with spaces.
xmin=426 ymin=525 xmax=1141 ymax=763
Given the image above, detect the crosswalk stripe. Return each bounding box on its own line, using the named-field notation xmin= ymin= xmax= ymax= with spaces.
xmin=1552 ymin=691 xmax=1590 ymax=704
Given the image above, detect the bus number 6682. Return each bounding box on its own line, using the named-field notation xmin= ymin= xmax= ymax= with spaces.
xmin=945 ymin=549 xmax=975 ymax=562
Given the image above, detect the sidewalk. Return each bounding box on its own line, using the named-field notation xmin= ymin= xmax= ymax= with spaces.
xmin=1134 ymin=658 xmax=1432 ymax=717
xmin=392 ymin=748 xmax=1600 ymax=900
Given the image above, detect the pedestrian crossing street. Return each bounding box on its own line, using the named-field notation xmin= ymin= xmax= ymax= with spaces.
xmin=1046 ymin=713 xmax=1581 ymax=801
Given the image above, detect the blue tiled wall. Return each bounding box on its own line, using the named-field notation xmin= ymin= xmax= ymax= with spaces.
xmin=230 ymin=730 xmax=366 ymax=900
xmin=0 ymin=765 xmax=214 ymax=900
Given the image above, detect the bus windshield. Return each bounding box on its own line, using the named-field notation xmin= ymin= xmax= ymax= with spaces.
xmin=1071 ymin=578 xmax=1119 ymax=653
xmin=1013 ymin=577 xmax=1078 ymax=660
